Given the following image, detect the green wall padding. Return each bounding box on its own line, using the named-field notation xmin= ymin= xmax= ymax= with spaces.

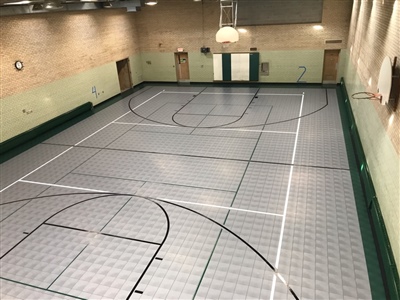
xmin=249 ymin=52 xmax=259 ymax=81
xmin=0 ymin=102 xmax=93 ymax=160
xmin=222 ymin=53 xmax=232 ymax=81
xmin=339 ymin=78 xmax=400 ymax=300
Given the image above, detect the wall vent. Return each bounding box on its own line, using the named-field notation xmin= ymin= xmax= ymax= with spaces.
xmin=325 ymin=39 xmax=343 ymax=44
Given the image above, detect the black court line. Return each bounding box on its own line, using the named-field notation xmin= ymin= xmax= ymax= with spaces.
xmin=125 ymin=200 xmax=170 ymax=300
xmin=128 ymin=88 xmax=255 ymax=129
xmin=43 ymin=223 xmax=161 ymax=246
xmin=0 ymin=192 xmax=299 ymax=299
xmin=63 ymin=146 xmax=350 ymax=172
xmin=0 ymin=192 xmax=170 ymax=300
xmin=129 ymin=88 xmax=328 ymax=129
xmin=0 ymin=200 xmax=32 ymax=223
xmin=177 ymin=113 xmax=243 ymax=117
xmin=172 ymin=89 xmax=257 ymax=128
xmin=0 ymin=194 xmax=115 ymax=260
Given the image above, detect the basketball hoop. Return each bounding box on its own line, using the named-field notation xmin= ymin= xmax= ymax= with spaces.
xmin=222 ymin=41 xmax=231 ymax=48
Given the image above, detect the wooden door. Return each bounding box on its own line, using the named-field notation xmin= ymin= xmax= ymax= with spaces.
xmin=116 ymin=58 xmax=132 ymax=92
xmin=175 ymin=52 xmax=190 ymax=81
xmin=322 ymin=50 xmax=340 ymax=84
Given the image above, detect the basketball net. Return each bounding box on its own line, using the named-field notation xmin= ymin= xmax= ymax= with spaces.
xmin=222 ymin=41 xmax=231 ymax=48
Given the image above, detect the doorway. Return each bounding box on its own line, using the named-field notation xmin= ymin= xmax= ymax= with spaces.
xmin=116 ymin=58 xmax=132 ymax=92
xmin=322 ymin=50 xmax=340 ymax=84
xmin=174 ymin=52 xmax=190 ymax=82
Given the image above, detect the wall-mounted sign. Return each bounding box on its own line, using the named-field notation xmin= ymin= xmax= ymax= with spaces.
xmin=177 ymin=48 xmax=184 ymax=52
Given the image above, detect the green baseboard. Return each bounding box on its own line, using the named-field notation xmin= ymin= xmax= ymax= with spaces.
xmin=0 ymin=102 xmax=93 ymax=163
xmin=0 ymin=85 xmax=145 ymax=164
xmin=338 ymin=78 xmax=399 ymax=300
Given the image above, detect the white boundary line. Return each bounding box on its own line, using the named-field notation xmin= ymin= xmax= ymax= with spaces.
xmin=201 ymin=92 xmax=255 ymax=95
xmin=216 ymin=128 xmax=296 ymax=134
xmin=0 ymin=91 xmax=164 ymax=194
xmin=76 ymin=90 xmax=164 ymax=146
xmin=13 ymin=180 xmax=283 ymax=217
xmin=0 ymin=147 xmax=73 ymax=193
xmin=269 ymin=92 xmax=305 ymax=300
xmin=114 ymin=122 xmax=178 ymax=128
xmin=113 ymin=122 xmax=296 ymax=134
xmin=162 ymin=91 xmax=200 ymax=94
xmin=256 ymin=93 xmax=303 ymax=96
xmin=158 ymin=197 xmax=283 ymax=217
xmin=19 ymin=180 xmax=111 ymax=193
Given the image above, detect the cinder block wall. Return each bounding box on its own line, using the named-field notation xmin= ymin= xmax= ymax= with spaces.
xmin=0 ymin=9 xmax=142 ymax=142
xmin=341 ymin=0 xmax=400 ymax=271
xmin=135 ymin=0 xmax=353 ymax=82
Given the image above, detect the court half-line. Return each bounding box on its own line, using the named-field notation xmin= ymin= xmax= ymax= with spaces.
xmin=15 ymin=179 xmax=283 ymax=217
xmin=113 ymin=121 xmax=297 ymax=134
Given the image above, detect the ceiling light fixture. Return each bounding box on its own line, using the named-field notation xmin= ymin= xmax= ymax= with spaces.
xmin=145 ymin=0 xmax=158 ymax=5
xmin=103 ymin=2 xmax=112 ymax=8
xmin=32 ymin=3 xmax=44 ymax=10
xmin=313 ymin=25 xmax=323 ymax=30
xmin=44 ymin=1 xmax=63 ymax=9
xmin=3 ymin=0 xmax=31 ymax=5
xmin=237 ymin=28 xmax=247 ymax=33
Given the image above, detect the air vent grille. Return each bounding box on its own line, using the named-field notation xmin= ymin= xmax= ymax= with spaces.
xmin=325 ymin=39 xmax=343 ymax=44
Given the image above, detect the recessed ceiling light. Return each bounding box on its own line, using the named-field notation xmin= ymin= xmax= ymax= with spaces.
xmin=313 ymin=25 xmax=323 ymax=30
xmin=3 ymin=0 xmax=31 ymax=5
xmin=237 ymin=28 xmax=247 ymax=33
xmin=44 ymin=1 xmax=63 ymax=9
xmin=145 ymin=0 xmax=158 ymax=5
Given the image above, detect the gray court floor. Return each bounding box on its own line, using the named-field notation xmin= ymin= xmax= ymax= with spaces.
xmin=0 ymin=86 xmax=371 ymax=299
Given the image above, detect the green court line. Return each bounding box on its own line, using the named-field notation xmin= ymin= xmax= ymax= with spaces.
xmin=192 ymin=89 xmax=269 ymax=299
xmin=69 ymin=172 xmax=237 ymax=194
xmin=0 ymin=277 xmax=86 ymax=300
xmin=99 ymin=196 xmax=140 ymax=231
xmin=47 ymin=244 xmax=89 ymax=290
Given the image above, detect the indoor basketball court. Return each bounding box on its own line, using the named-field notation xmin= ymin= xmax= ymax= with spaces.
xmin=0 ymin=85 xmax=372 ymax=299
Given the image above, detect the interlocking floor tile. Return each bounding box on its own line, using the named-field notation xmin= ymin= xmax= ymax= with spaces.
xmin=73 ymin=149 xmax=247 ymax=191
xmin=107 ymin=130 xmax=257 ymax=160
xmin=0 ymin=86 xmax=373 ymax=300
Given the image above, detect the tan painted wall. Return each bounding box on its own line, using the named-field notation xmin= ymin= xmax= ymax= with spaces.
xmin=1 ymin=62 xmax=121 ymax=142
xmin=0 ymin=0 xmax=354 ymax=141
xmin=0 ymin=9 xmax=142 ymax=141
xmin=135 ymin=0 xmax=352 ymax=83
xmin=341 ymin=0 xmax=399 ymax=271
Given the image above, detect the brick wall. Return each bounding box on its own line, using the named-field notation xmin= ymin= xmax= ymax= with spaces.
xmin=0 ymin=8 xmax=140 ymax=99
xmin=135 ymin=0 xmax=353 ymax=53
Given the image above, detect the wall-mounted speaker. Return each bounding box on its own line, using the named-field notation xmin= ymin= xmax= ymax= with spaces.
xmin=201 ymin=47 xmax=210 ymax=53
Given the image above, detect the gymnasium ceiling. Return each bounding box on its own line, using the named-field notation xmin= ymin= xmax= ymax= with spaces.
xmin=0 ymin=0 xmax=324 ymax=25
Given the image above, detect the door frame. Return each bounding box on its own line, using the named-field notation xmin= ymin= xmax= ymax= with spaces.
xmin=174 ymin=52 xmax=190 ymax=83
xmin=116 ymin=58 xmax=133 ymax=92
xmin=322 ymin=49 xmax=340 ymax=84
